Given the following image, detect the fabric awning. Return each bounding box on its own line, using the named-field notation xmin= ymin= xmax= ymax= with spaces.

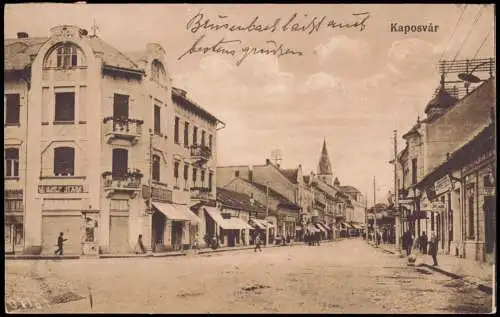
xmin=266 ymin=221 xmax=276 ymax=229
xmin=307 ymin=225 xmax=320 ymax=233
xmin=153 ymin=202 xmax=190 ymax=221
xmin=318 ymin=223 xmax=331 ymax=231
xmin=222 ymin=217 xmax=252 ymax=230
xmin=174 ymin=204 xmax=201 ymax=224
xmin=315 ymin=223 xmax=327 ymax=233
xmin=205 ymin=207 xmax=250 ymax=230
xmin=250 ymin=218 xmax=268 ymax=230
xmin=295 ymin=226 xmax=303 ymax=231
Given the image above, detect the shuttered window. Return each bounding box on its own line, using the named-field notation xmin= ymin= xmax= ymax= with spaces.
xmin=54 ymin=147 xmax=75 ymax=176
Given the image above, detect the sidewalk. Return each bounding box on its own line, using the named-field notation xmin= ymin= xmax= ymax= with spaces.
xmin=372 ymin=242 xmax=494 ymax=295
xmin=6 ymin=240 xmax=337 ymax=260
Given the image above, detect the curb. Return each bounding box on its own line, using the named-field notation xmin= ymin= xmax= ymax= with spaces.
xmin=5 ymin=240 xmax=339 ymax=261
xmin=421 ymin=264 xmax=493 ymax=295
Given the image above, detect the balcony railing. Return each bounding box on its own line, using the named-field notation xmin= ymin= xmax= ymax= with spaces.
xmin=190 ymin=186 xmax=212 ymax=200
xmin=103 ymin=117 xmax=143 ymax=144
xmin=103 ymin=170 xmax=143 ymax=197
xmin=190 ymin=145 xmax=211 ymax=164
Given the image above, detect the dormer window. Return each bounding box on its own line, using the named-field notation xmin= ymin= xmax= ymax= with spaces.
xmin=151 ymin=60 xmax=166 ymax=83
xmin=56 ymin=44 xmax=77 ymax=68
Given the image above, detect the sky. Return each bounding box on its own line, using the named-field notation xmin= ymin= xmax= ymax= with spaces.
xmin=5 ymin=4 xmax=495 ymax=206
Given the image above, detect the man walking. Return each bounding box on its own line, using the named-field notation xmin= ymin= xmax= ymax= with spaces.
xmin=54 ymin=232 xmax=67 ymax=256
xmin=420 ymin=231 xmax=428 ymax=254
xmin=254 ymin=232 xmax=262 ymax=252
xmin=429 ymin=231 xmax=438 ymax=266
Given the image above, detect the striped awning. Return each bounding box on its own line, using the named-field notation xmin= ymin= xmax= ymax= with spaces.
xmin=153 ymin=202 xmax=190 ymax=221
xmin=315 ymin=223 xmax=327 ymax=233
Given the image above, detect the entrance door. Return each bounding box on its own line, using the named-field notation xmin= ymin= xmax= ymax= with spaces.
xmin=109 ymin=216 xmax=129 ymax=254
xmin=171 ymin=221 xmax=183 ymax=251
xmin=152 ymin=211 xmax=166 ymax=252
xmin=484 ymin=196 xmax=496 ymax=254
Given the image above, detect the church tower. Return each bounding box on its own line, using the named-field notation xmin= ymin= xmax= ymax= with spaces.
xmin=317 ymin=139 xmax=333 ymax=185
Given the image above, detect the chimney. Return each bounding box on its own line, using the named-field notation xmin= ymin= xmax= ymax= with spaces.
xmin=266 ymin=159 xmax=271 ymax=165
xmin=249 ymin=170 xmax=253 ymax=183
xmin=17 ymin=32 xmax=29 ymax=39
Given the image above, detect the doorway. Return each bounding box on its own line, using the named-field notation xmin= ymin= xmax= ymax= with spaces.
xmin=484 ymin=196 xmax=496 ymax=255
xmin=152 ymin=211 xmax=166 ymax=252
xmin=171 ymin=221 xmax=183 ymax=251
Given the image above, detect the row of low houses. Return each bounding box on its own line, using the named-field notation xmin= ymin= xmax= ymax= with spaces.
xmin=216 ymin=139 xmax=367 ymax=245
xmin=3 ymin=24 xmax=366 ymax=255
xmin=393 ymin=71 xmax=496 ymax=264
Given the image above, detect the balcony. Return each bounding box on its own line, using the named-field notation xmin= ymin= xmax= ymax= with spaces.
xmin=102 ymin=170 xmax=143 ymax=198
xmin=190 ymin=145 xmax=211 ymax=165
xmin=103 ymin=117 xmax=143 ymax=145
xmin=190 ymin=186 xmax=213 ymax=201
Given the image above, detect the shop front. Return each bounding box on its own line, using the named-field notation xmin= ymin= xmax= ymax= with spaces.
xmin=152 ymin=202 xmax=201 ymax=251
xmin=4 ymin=189 xmax=24 ymax=254
xmin=204 ymin=206 xmax=251 ymax=247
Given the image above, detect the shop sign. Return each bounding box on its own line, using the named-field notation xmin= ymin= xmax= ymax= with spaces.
xmin=431 ymin=201 xmax=445 ymax=212
xmin=143 ymin=185 xmax=173 ymax=203
xmin=434 ymin=175 xmax=452 ymax=195
xmin=38 ymin=185 xmax=85 ymax=194
xmin=398 ymin=199 xmax=414 ymax=205
xmin=482 ymin=173 xmax=495 ymax=196
xmin=484 ymin=188 xmax=495 ymax=196
xmin=462 ymin=150 xmax=495 ymax=175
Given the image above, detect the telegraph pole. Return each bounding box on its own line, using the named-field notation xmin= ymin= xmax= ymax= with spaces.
xmin=373 ymin=176 xmax=377 ymax=247
xmin=265 ymin=181 xmax=270 ymax=247
xmin=394 ymin=130 xmax=402 ymax=257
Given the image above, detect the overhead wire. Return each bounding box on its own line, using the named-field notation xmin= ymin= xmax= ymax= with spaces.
xmin=445 ymin=5 xmax=486 ymax=75
xmin=438 ymin=4 xmax=469 ymax=62
xmin=472 ymin=25 xmax=494 ymax=60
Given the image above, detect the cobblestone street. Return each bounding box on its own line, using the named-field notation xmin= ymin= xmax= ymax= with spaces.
xmin=6 ymin=239 xmax=494 ymax=313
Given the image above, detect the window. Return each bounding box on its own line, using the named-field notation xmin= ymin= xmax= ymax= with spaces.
xmin=151 ymin=60 xmax=165 ymax=82
xmin=5 ymin=94 xmax=20 ymax=125
xmin=411 ymin=158 xmax=417 ymax=184
xmin=154 ymin=105 xmax=161 ymax=135
xmin=184 ymin=164 xmax=189 ymax=189
xmin=201 ymin=169 xmax=206 ymax=186
xmin=112 ymin=148 xmax=128 ymax=179
xmin=235 ymin=170 xmax=240 ymax=178
xmin=209 ymin=172 xmax=213 ymax=192
xmin=56 ymin=44 xmax=78 ymax=68
xmin=54 ymin=147 xmax=75 ymax=176
xmin=184 ymin=122 xmax=189 ymax=147
xmin=193 ymin=126 xmax=198 ymax=145
xmin=192 ymin=167 xmax=197 ymax=185
xmin=55 ymin=92 xmax=75 ymax=122
xmin=431 ymin=212 xmax=435 ymax=231
xmin=209 ymin=134 xmax=213 ymax=150
xmin=174 ymin=161 xmax=180 ymax=179
xmin=5 ymin=148 xmax=19 ymax=177
xmin=468 ymin=191 xmax=475 ymax=239
xmin=4 ymin=199 xmax=23 ymax=212
xmin=174 ymin=117 xmax=180 ymax=144
xmin=201 ymin=130 xmax=206 ymax=146
xmin=152 ymin=155 xmax=160 ymax=182
xmin=113 ymin=94 xmax=129 ymax=119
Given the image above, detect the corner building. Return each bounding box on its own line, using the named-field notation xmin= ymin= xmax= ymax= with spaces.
xmin=4 ymin=25 xmax=221 ymax=255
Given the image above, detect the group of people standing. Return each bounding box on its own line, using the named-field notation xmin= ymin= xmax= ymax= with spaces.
xmin=304 ymin=230 xmax=321 ymax=246
xmin=402 ymin=230 xmax=439 ymax=266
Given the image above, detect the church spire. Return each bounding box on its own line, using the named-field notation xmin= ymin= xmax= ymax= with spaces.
xmin=317 ymin=139 xmax=333 ymax=185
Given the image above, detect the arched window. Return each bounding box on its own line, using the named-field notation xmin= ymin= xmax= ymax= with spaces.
xmin=112 ymin=149 xmax=128 ymax=179
xmin=152 ymin=155 xmax=160 ymax=182
xmin=151 ymin=60 xmax=166 ymax=82
xmin=56 ymin=44 xmax=78 ymax=68
xmin=5 ymin=148 xmax=19 ymax=177
xmin=54 ymin=147 xmax=75 ymax=176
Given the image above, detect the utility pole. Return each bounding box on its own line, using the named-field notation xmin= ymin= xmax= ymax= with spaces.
xmin=145 ymin=128 xmax=154 ymax=254
xmin=373 ymin=176 xmax=376 ymax=242
xmin=394 ymin=130 xmax=402 ymax=257
xmin=265 ymin=181 xmax=269 ymax=247
xmin=365 ymin=189 xmax=368 ymax=242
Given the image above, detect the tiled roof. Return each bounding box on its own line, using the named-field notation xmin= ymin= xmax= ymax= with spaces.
xmin=87 ymin=36 xmax=140 ymax=70
xmin=4 ymin=37 xmax=49 ymax=70
xmin=237 ymin=179 xmax=300 ymax=210
xmin=216 ymin=187 xmax=266 ymax=214
xmin=402 ymin=123 xmax=421 ymax=139
xmin=340 ymin=186 xmax=361 ymax=194
xmin=4 ymin=35 xmax=141 ymax=72
xmin=172 ymin=87 xmax=220 ymax=125
xmin=280 ymin=168 xmax=298 ymax=184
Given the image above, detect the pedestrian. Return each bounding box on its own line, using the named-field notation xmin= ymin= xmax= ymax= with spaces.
xmin=134 ymin=234 xmax=146 ymax=254
xmin=54 ymin=232 xmax=67 ymax=256
xmin=429 ymin=231 xmax=438 ymax=266
xmin=420 ymin=231 xmax=428 ymax=254
xmin=254 ymin=232 xmax=262 ymax=252
xmin=404 ymin=231 xmax=413 ymax=256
